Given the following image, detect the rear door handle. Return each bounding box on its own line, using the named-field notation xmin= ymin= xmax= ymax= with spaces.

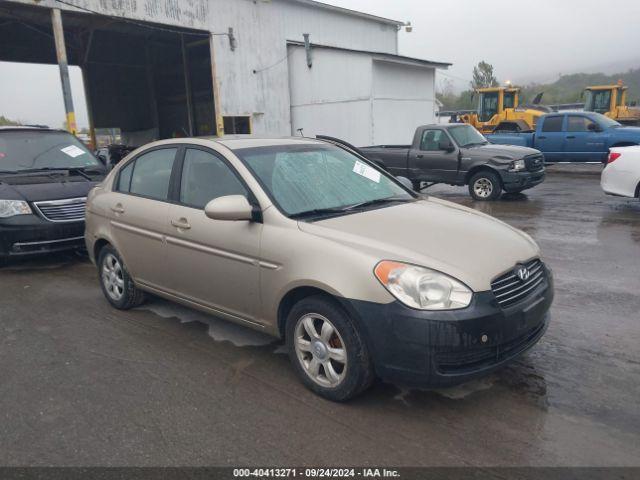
xmin=111 ymin=204 xmax=125 ymax=214
xmin=537 ymin=136 xmax=547 ymax=140
xmin=416 ymin=154 xmax=424 ymax=159
xmin=171 ymin=218 xmax=191 ymax=230
xmin=566 ymin=135 xmax=576 ymax=139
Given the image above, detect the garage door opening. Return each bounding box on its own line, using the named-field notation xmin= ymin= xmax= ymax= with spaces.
xmin=0 ymin=2 xmax=218 ymax=147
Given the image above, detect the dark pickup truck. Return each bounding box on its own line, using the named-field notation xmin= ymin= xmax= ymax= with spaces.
xmin=360 ymin=124 xmax=546 ymax=200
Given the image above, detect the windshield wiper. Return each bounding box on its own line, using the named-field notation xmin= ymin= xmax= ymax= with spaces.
xmin=290 ymin=197 xmax=413 ymax=220
xmin=289 ymin=207 xmax=351 ymax=220
xmin=13 ymin=166 xmax=101 ymax=180
xmin=344 ymin=196 xmax=413 ymax=211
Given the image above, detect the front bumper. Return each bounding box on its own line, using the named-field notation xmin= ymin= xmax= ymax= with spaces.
xmin=0 ymin=214 xmax=85 ymax=258
xmin=500 ymin=169 xmax=546 ymax=193
xmin=338 ymin=267 xmax=554 ymax=388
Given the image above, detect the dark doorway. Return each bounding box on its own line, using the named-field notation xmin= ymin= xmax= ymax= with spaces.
xmin=0 ymin=2 xmax=217 ymax=146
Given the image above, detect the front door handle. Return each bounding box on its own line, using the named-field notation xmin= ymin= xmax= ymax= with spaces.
xmin=111 ymin=204 xmax=125 ymax=214
xmin=538 ymin=136 xmax=547 ymax=140
xmin=416 ymin=154 xmax=424 ymax=159
xmin=566 ymin=135 xmax=576 ymax=139
xmin=171 ymin=218 xmax=191 ymax=230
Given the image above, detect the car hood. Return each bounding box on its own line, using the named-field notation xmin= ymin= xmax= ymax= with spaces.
xmin=0 ymin=174 xmax=102 ymax=202
xmin=466 ymin=143 xmax=540 ymax=160
xmin=298 ymin=198 xmax=540 ymax=292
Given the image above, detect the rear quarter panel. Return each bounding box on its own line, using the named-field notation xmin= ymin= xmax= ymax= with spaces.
xmin=602 ymin=147 xmax=640 ymax=197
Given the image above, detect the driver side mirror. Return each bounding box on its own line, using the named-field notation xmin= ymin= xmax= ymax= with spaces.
xmin=439 ymin=139 xmax=456 ymax=152
xmin=204 ymin=195 xmax=254 ymax=221
xmin=588 ymin=123 xmax=603 ymax=132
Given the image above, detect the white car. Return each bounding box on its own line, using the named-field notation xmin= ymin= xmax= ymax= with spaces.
xmin=601 ymin=146 xmax=640 ymax=199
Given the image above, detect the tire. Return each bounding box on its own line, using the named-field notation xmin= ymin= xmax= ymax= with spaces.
xmin=97 ymin=244 xmax=146 ymax=310
xmin=285 ymin=295 xmax=374 ymax=402
xmin=468 ymin=171 xmax=502 ymax=201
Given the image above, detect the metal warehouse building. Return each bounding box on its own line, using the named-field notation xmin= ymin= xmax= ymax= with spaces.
xmin=0 ymin=0 xmax=450 ymax=147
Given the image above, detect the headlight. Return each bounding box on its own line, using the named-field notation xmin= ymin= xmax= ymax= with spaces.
xmin=374 ymin=261 xmax=472 ymax=310
xmin=0 ymin=200 xmax=32 ymax=218
xmin=509 ymin=159 xmax=526 ymax=172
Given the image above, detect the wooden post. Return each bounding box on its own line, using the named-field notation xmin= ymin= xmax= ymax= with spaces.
xmin=51 ymin=8 xmax=77 ymax=134
xmin=181 ymin=34 xmax=194 ymax=136
xmin=209 ymin=33 xmax=224 ymax=136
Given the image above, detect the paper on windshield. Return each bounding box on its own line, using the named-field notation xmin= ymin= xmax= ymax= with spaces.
xmin=61 ymin=145 xmax=86 ymax=158
xmin=353 ymin=160 xmax=380 ymax=183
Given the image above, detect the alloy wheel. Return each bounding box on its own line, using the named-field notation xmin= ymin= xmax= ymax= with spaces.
xmin=473 ymin=178 xmax=494 ymax=198
xmin=294 ymin=313 xmax=347 ymax=388
xmin=101 ymin=253 xmax=124 ymax=301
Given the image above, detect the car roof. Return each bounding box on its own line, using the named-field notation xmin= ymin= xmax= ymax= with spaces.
xmin=137 ymin=135 xmax=329 ymax=152
xmin=418 ymin=124 xmax=468 ymax=129
xmin=215 ymin=136 xmax=326 ymax=150
xmin=0 ymin=125 xmax=61 ymax=132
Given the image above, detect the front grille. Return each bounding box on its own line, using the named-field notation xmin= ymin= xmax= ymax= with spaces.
xmin=436 ymin=323 xmax=546 ymax=374
xmin=33 ymin=197 xmax=87 ymax=223
xmin=491 ymin=259 xmax=546 ymax=308
xmin=524 ymin=153 xmax=545 ymax=172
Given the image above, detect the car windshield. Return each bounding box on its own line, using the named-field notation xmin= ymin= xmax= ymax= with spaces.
xmin=448 ymin=125 xmax=488 ymax=147
xmin=235 ymin=143 xmax=415 ymax=218
xmin=0 ymin=130 xmax=100 ymax=173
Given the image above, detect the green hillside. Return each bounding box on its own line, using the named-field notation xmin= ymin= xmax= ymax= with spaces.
xmin=520 ymin=68 xmax=640 ymax=105
xmin=438 ymin=67 xmax=640 ymax=110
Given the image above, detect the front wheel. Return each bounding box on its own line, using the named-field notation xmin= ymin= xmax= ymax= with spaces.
xmin=468 ymin=171 xmax=502 ymax=201
xmin=285 ymin=295 xmax=374 ymax=402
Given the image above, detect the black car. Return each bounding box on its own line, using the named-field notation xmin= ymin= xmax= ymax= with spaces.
xmin=0 ymin=127 xmax=106 ymax=262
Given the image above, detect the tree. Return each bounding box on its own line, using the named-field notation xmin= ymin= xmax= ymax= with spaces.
xmin=471 ymin=61 xmax=499 ymax=90
xmin=0 ymin=115 xmax=20 ymax=126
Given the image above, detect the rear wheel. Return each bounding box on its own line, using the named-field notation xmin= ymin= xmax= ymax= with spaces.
xmin=286 ymin=295 xmax=374 ymax=401
xmin=98 ymin=245 xmax=145 ymax=310
xmin=469 ymin=171 xmax=502 ymax=201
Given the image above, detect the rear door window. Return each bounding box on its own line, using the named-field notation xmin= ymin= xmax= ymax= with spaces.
xmin=541 ymin=116 xmax=564 ymax=132
xmin=117 ymin=161 xmax=134 ymax=192
xmin=126 ymin=148 xmax=177 ymax=201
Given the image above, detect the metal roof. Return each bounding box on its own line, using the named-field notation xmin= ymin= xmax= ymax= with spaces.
xmin=287 ymin=0 xmax=403 ymax=26
xmin=287 ymin=41 xmax=452 ymax=69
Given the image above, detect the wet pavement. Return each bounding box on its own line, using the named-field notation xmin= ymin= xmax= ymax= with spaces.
xmin=1 ymin=168 xmax=639 ymax=467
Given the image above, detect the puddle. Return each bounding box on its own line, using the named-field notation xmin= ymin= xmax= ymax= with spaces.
xmin=140 ymin=299 xmax=275 ymax=347
xmin=432 ymin=377 xmax=496 ymax=400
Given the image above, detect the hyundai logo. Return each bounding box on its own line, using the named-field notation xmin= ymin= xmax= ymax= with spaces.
xmin=515 ymin=265 xmax=531 ymax=282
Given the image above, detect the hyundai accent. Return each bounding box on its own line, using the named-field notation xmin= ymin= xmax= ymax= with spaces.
xmin=85 ymin=137 xmax=553 ymax=401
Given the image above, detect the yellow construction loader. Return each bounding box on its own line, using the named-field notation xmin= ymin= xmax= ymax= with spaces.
xmin=458 ymin=87 xmax=550 ymax=133
xmin=583 ymin=82 xmax=640 ymax=125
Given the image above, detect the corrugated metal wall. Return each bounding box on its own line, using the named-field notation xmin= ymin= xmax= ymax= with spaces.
xmin=288 ymin=45 xmax=436 ymax=146
xmin=371 ymin=60 xmax=436 ymax=145
xmin=8 ymin=0 xmax=399 ymax=136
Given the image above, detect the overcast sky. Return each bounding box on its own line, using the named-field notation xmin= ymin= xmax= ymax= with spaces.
xmin=1 ymin=0 xmax=639 ymax=128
